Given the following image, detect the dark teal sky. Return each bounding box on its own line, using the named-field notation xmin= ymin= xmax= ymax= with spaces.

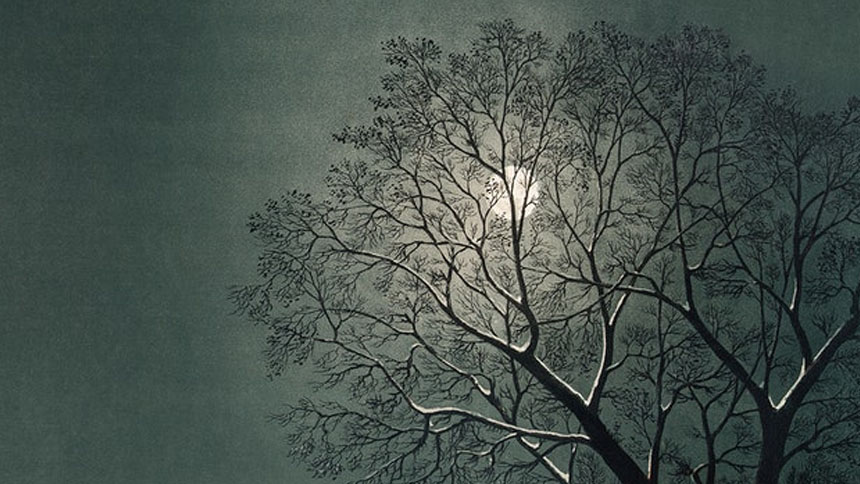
xmin=1 ymin=1 xmax=857 ymax=483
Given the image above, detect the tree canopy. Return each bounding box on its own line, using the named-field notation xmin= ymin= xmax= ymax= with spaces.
xmin=233 ymin=20 xmax=860 ymax=484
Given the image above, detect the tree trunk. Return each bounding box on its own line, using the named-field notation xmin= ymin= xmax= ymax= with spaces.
xmin=755 ymin=412 xmax=790 ymax=484
xmin=647 ymin=408 xmax=667 ymax=484
xmin=704 ymin=436 xmax=716 ymax=484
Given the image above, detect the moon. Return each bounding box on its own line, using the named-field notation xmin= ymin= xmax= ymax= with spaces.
xmin=489 ymin=165 xmax=540 ymax=219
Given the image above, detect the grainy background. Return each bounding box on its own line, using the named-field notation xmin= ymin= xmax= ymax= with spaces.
xmin=1 ymin=1 xmax=858 ymax=482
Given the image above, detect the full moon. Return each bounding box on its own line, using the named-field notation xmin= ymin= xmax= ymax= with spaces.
xmin=489 ymin=165 xmax=540 ymax=219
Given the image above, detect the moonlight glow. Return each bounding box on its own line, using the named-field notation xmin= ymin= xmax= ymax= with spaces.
xmin=488 ymin=165 xmax=540 ymax=219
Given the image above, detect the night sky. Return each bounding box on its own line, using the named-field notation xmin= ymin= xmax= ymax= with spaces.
xmin=2 ymin=1 xmax=858 ymax=483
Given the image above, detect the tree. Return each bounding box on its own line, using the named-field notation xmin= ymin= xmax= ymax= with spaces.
xmin=232 ymin=20 xmax=860 ymax=484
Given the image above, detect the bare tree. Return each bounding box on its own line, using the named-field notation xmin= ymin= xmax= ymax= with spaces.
xmin=610 ymin=33 xmax=860 ymax=484
xmin=233 ymin=20 xmax=860 ymax=484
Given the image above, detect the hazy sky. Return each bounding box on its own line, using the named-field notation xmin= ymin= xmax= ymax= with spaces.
xmin=1 ymin=1 xmax=858 ymax=483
